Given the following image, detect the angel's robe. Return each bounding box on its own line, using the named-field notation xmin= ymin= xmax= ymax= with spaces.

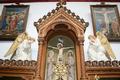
xmin=87 ymin=37 xmax=109 ymax=61
xmin=97 ymin=32 xmax=116 ymax=60
xmin=11 ymin=39 xmax=32 ymax=60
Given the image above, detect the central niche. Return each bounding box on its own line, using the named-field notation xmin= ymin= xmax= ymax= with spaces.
xmin=45 ymin=35 xmax=76 ymax=80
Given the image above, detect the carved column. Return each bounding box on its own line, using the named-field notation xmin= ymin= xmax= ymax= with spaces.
xmin=34 ymin=36 xmax=44 ymax=80
xmin=78 ymin=37 xmax=88 ymax=80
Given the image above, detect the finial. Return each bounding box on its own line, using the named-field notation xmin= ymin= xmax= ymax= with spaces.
xmin=57 ymin=0 xmax=66 ymax=7
xmin=60 ymin=0 xmax=64 ymax=6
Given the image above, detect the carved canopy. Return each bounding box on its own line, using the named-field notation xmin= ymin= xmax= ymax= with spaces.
xmin=34 ymin=2 xmax=89 ymax=40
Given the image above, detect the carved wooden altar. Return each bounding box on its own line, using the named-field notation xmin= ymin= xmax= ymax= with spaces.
xmin=34 ymin=1 xmax=88 ymax=80
xmin=34 ymin=1 xmax=120 ymax=80
xmin=0 ymin=1 xmax=120 ymax=80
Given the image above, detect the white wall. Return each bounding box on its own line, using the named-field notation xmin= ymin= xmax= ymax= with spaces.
xmin=0 ymin=2 xmax=120 ymax=60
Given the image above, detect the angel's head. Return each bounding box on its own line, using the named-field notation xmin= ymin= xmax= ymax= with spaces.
xmin=26 ymin=36 xmax=35 ymax=44
xmin=88 ymin=35 xmax=96 ymax=42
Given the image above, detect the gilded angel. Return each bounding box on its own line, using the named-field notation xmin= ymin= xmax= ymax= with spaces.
xmin=96 ymin=31 xmax=116 ymax=60
xmin=87 ymin=31 xmax=116 ymax=61
xmin=4 ymin=32 xmax=35 ymax=60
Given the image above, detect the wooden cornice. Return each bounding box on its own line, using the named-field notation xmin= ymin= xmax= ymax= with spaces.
xmin=0 ymin=59 xmax=37 ymax=70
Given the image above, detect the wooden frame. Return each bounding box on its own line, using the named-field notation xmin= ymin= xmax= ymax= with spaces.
xmin=34 ymin=6 xmax=88 ymax=80
xmin=91 ymin=5 xmax=120 ymax=41
xmin=0 ymin=5 xmax=29 ymax=40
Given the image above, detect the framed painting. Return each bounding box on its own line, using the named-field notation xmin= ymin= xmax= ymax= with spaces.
xmin=0 ymin=5 xmax=29 ymax=40
xmin=91 ymin=5 xmax=120 ymax=41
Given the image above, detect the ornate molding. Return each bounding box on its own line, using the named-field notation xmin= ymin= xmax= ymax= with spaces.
xmin=0 ymin=59 xmax=37 ymax=80
xmin=0 ymin=59 xmax=37 ymax=69
xmin=85 ymin=60 xmax=120 ymax=67
xmin=85 ymin=61 xmax=120 ymax=78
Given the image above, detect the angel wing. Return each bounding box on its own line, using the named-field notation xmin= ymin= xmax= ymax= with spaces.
xmin=96 ymin=31 xmax=116 ymax=60
xmin=4 ymin=32 xmax=28 ymax=57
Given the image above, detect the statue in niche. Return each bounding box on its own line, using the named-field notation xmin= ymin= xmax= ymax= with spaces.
xmin=46 ymin=50 xmax=55 ymax=80
xmin=48 ymin=37 xmax=73 ymax=64
xmin=47 ymin=37 xmax=75 ymax=80
xmin=66 ymin=50 xmax=75 ymax=80
xmin=87 ymin=31 xmax=116 ymax=61
xmin=4 ymin=32 xmax=35 ymax=60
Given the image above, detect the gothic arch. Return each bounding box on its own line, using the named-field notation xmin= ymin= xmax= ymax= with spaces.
xmin=34 ymin=2 xmax=88 ymax=80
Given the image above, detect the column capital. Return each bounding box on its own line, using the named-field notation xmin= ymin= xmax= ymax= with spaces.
xmin=38 ymin=36 xmax=44 ymax=45
xmin=78 ymin=37 xmax=84 ymax=45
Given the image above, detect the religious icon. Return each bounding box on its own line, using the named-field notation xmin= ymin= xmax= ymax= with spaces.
xmin=91 ymin=5 xmax=120 ymax=41
xmin=45 ymin=35 xmax=76 ymax=80
xmin=0 ymin=5 xmax=29 ymax=40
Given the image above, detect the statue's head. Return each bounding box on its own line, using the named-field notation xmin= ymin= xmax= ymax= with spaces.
xmin=57 ymin=43 xmax=63 ymax=49
xmin=68 ymin=50 xmax=73 ymax=57
xmin=88 ymin=35 xmax=96 ymax=42
xmin=48 ymin=50 xmax=54 ymax=57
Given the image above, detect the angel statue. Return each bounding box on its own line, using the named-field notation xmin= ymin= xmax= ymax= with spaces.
xmin=4 ymin=32 xmax=35 ymax=60
xmin=87 ymin=31 xmax=116 ymax=61
xmin=96 ymin=31 xmax=116 ymax=60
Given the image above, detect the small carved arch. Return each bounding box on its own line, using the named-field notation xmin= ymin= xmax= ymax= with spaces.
xmin=44 ymin=23 xmax=78 ymax=80
xmin=45 ymin=23 xmax=78 ymax=44
xmin=39 ymin=19 xmax=84 ymax=40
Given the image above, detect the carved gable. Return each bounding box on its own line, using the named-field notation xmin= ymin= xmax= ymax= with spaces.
xmin=34 ymin=3 xmax=89 ymax=39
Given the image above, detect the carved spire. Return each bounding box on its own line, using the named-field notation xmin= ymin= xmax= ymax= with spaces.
xmin=34 ymin=0 xmax=89 ymax=32
xmin=57 ymin=0 xmax=66 ymax=7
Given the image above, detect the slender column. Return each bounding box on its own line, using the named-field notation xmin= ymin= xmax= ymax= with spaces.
xmin=78 ymin=37 xmax=88 ymax=80
xmin=34 ymin=36 xmax=44 ymax=80
xmin=75 ymin=41 xmax=81 ymax=80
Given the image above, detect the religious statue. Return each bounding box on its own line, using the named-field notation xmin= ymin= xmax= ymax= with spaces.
xmin=48 ymin=37 xmax=73 ymax=64
xmin=47 ymin=37 xmax=74 ymax=80
xmin=66 ymin=50 xmax=75 ymax=80
xmin=96 ymin=31 xmax=116 ymax=60
xmin=46 ymin=50 xmax=55 ymax=80
xmin=87 ymin=31 xmax=116 ymax=61
xmin=4 ymin=32 xmax=35 ymax=60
